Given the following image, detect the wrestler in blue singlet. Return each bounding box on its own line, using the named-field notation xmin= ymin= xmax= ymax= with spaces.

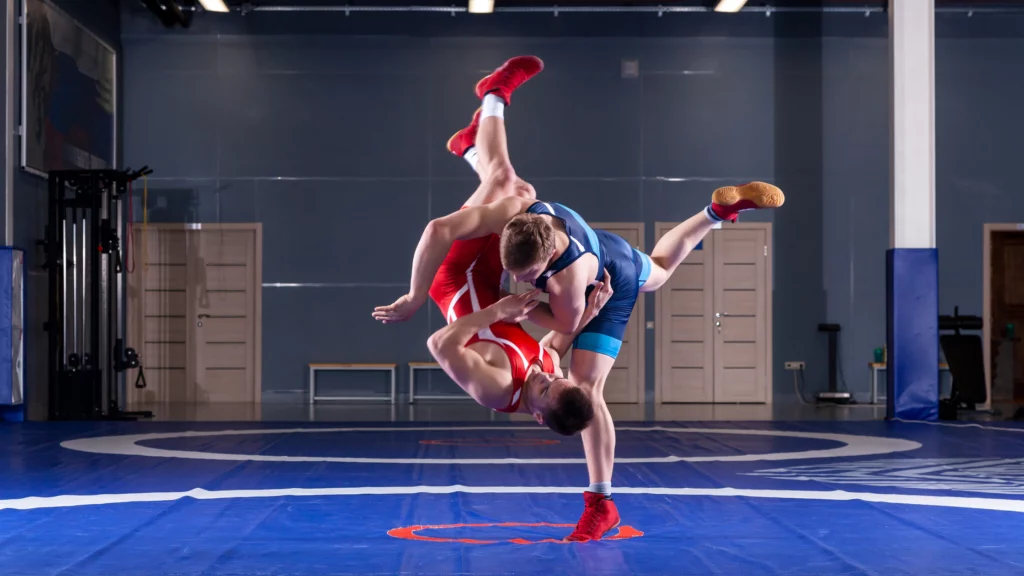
xmin=525 ymin=201 xmax=652 ymax=359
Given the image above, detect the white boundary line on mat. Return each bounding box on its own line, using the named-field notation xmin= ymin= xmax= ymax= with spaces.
xmin=892 ymin=419 xmax=1024 ymax=434
xmin=3 ymin=484 xmax=1024 ymax=514
xmin=59 ymin=426 xmax=922 ymax=464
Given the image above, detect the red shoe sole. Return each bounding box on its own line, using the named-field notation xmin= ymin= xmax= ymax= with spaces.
xmin=564 ymin=518 xmax=621 ymax=543
xmin=474 ymin=56 xmax=545 ymax=101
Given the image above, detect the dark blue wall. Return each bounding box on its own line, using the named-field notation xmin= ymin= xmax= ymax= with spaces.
xmin=111 ymin=6 xmax=1024 ymax=405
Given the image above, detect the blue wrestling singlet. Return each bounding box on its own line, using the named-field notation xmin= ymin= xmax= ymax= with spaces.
xmin=525 ymin=201 xmax=652 ymax=359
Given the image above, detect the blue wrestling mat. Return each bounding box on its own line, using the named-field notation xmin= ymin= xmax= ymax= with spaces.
xmin=2 ymin=421 xmax=1024 ymax=575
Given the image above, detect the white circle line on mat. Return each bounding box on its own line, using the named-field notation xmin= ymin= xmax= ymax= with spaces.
xmin=59 ymin=426 xmax=922 ymax=464
xmin=2 ymin=484 xmax=1021 ymax=514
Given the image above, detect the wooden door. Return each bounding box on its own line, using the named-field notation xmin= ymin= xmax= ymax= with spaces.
xmin=712 ymin=227 xmax=770 ymax=403
xmin=991 ymin=231 xmax=1024 ymax=398
xmin=126 ymin=227 xmax=189 ymax=407
xmin=655 ymin=223 xmax=773 ymax=404
xmin=511 ymin=222 xmax=644 ymax=404
xmin=126 ymin=224 xmax=262 ymax=411
xmin=190 ymin=227 xmax=262 ymax=403
xmin=655 ymin=224 xmax=715 ymax=403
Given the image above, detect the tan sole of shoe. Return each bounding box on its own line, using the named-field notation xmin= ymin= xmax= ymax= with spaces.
xmin=712 ymin=181 xmax=785 ymax=208
xmin=445 ymin=131 xmax=461 ymax=155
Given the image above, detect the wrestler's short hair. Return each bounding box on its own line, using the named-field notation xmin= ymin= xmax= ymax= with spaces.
xmin=543 ymin=386 xmax=595 ymax=436
xmin=500 ymin=214 xmax=556 ymax=271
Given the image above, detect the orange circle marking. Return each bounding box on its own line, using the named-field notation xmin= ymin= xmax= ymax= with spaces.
xmin=419 ymin=438 xmax=560 ymax=447
xmin=387 ymin=522 xmax=643 ymax=544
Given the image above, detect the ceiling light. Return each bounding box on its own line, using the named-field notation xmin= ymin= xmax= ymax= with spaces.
xmin=199 ymin=0 xmax=230 ymax=13
xmin=714 ymin=0 xmax=748 ymax=13
xmin=468 ymin=0 xmax=494 ymax=14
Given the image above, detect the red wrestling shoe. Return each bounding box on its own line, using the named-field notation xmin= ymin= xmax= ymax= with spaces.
xmin=564 ymin=491 xmax=621 ymax=542
xmin=475 ymin=56 xmax=545 ymax=106
xmin=445 ymin=107 xmax=482 ymax=158
xmin=709 ymin=181 xmax=786 ymax=222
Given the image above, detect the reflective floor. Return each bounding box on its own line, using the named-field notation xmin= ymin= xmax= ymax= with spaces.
xmin=3 ymin=420 xmax=1024 ymax=575
xmin=128 ymin=397 xmax=1017 ymax=424
xmin=130 ymin=395 xmax=894 ymax=423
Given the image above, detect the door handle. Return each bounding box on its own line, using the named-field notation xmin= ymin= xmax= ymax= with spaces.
xmin=715 ymin=312 xmax=730 ymax=318
xmin=198 ymin=314 xmax=211 ymax=319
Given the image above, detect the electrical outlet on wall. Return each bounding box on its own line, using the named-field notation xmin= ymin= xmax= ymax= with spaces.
xmin=784 ymin=361 xmax=805 ymax=371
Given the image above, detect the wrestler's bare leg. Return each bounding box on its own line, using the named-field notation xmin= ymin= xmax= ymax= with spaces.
xmin=641 ymin=182 xmax=785 ymax=292
xmin=446 ymin=57 xmax=543 ymax=207
xmin=563 ymin=182 xmax=786 ymax=541
xmin=462 ymin=113 xmax=536 ymax=207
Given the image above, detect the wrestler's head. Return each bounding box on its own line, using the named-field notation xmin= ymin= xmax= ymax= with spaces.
xmin=525 ymin=370 xmax=594 ymax=436
xmin=500 ymin=214 xmax=556 ymax=285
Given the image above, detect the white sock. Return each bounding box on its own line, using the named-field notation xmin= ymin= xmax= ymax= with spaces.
xmin=463 ymin=147 xmax=480 ymax=173
xmin=704 ymin=205 xmax=723 ymax=222
xmin=703 ymin=205 xmax=725 ymax=229
xmin=481 ymin=93 xmax=505 ymax=120
xmin=587 ymin=481 xmax=611 ymax=496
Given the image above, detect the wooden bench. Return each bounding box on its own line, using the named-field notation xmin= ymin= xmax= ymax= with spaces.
xmin=308 ymin=363 xmax=397 ymax=404
xmin=408 ymin=361 xmax=473 ymax=404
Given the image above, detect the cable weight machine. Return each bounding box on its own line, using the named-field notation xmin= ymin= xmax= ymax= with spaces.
xmin=42 ymin=167 xmax=154 ymax=421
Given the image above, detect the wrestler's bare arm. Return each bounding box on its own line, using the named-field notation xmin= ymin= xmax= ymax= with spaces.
xmin=427 ymin=332 xmax=509 ymax=404
xmin=526 ymin=260 xmax=591 ymax=334
xmin=408 ymin=197 xmax=532 ymax=300
xmin=426 ymin=291 xmax=541 ymax=405
xmin=373 ymin=196 xmax=534 ymax=324
xmin=540 ymin=270 xmax=613 ymax=359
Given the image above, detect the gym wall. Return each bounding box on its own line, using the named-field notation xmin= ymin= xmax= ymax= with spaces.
xmin=12 ymin=4 xmax=1018 ymax=410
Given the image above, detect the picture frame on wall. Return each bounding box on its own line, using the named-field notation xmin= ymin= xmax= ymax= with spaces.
xmin=21 ymin=0 xmax=116 ymax=177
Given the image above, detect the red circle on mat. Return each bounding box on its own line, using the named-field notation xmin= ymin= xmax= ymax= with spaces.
xmin=419 ymin=438 xmax=560 ymax=447
xmin=387 ymin=522 xmax=644 ymax=544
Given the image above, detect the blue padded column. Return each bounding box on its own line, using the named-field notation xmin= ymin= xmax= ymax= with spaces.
xmin=0 ymin=248 xmax=24 ymax=422
xmin=886 ymin=248 xmax=939 ymax=421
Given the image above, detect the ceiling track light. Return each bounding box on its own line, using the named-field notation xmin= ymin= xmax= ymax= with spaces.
xmin=714 ymin=0 xmax=748 ymax=13
xmin=468 ymin=0 xmax=494 ymax=14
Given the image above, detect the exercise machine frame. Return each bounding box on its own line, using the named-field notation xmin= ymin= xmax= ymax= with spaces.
xmin=42 ymin=167 xmax=153 ymax=420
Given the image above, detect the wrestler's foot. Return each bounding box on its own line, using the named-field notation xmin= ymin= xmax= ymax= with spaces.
xmin=564 ymin=491 xmax=621 ymax=542
xmin=707 ymin=181 xmax=785 ymax=223
xmin=475 ymin=55 xmax=544 ymax=106
xmin=446 ymin=107 xmax=482 ymax=158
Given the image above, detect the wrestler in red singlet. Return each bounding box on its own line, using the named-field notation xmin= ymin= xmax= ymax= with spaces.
xmin=427 ymin=234 xmax=555 ymax=412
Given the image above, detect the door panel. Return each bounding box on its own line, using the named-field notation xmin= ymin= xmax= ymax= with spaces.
xmin=656 ymin=225 xmax=714 ymax=403
xmin=126 ymin=229 xmax=189 ymax=408
xmin=992 ymin=232 xmax=1024 ymax=398
xmin=713 ymin=228 xmax=768 ymax=403
xmin=191 ymin=229 xmax=260 ymax=404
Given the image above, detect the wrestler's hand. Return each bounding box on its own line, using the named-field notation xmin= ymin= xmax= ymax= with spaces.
xmin=493 ymin=289 xmax=542 ymax=323
xmin=372 ymin=293 xmax=422 ymax=324
xmin=585 ymin=269 xmax=614 ymax=319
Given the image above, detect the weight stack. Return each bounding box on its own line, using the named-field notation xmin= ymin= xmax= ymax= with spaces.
xmin=0 ymin=248 xmax=24 ymax=422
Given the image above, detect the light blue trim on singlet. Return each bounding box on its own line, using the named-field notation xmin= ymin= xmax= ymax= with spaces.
xmin=557 ymin=203 xmax=601 ymax=264
xmin=575 ymin=332 xmax=623 ymax=358
xmin=635 ymin=249 xmax=652 ymax=288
